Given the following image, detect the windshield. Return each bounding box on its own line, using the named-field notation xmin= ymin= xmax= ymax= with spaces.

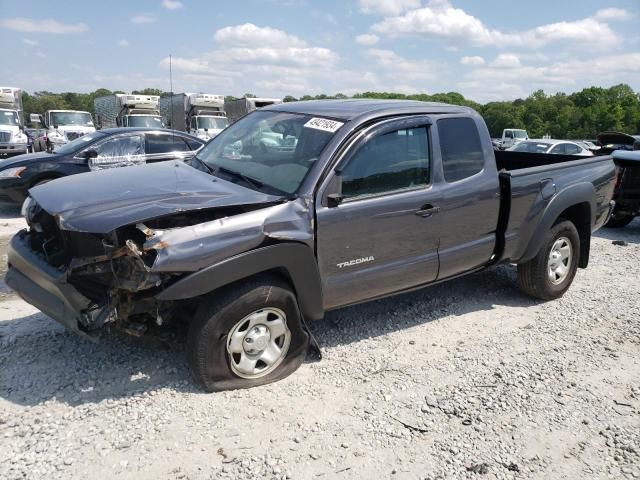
xmin=53 ymin=131 xmax=105 ymax=155
xmin=50 ymin=111 xmax=94 ymax=127
xmin=510 ymin=141 xmax=551 ymax=153
xmin=513 ymin=130 xmax=528 ymax=139
xmin=197 ymin=116 xmax=228 ymax=130
xmin=0 ymin=111 xmax=19 ymax=126
xmin=195 ymin=110 xmax=340 ymax=194
xmin=128 ymin=115 xmax=163 ymax=128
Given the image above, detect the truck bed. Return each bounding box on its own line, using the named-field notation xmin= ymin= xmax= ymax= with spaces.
xmin=494 ymin=151 xmax=616 ymax=264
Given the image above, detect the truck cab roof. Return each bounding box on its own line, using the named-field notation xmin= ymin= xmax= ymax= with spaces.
xmin=265 ymin=99 xmax=473 ymax=121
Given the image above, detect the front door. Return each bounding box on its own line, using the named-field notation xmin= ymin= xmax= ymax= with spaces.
xmin=316 ymin=119 xmax=441 ymax=309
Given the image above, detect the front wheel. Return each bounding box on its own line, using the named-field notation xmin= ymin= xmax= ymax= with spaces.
xmin=187 ymin=275 xmax=309 ymax=392
xmin=517 ymin=220 xmax=580 ymax=300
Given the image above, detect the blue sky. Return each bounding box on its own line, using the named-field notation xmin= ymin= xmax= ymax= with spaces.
xmin=1 ymin=0 xmax=639 ymax=102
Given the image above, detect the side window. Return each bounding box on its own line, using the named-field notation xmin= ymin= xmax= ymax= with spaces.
xmin=95 ymin=135 xmax=143 ymax=158
xmin=89 ymin=135 xmax=144 ymax=170
xmin=185 ymin=137 xmax=203 ymax=150
xmin=550 ymin=144 xmax=566 ymax=154
xmin=340 ymin=127 xmax=430 ymax=199
xmin=564 ymin=143 xmax=580 ymax=155
xmin=438 ymin=118 xmax=484 ymax=183
xmin=146 ymin=133 xmax=189 ymax=154
xmin=505 ymin=131 xmax=513 ymax=139
xmin=191 ymin=118 xmax=197 ymax=130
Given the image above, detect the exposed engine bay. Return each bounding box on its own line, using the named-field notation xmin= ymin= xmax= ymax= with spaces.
xmin=19 ymin=196 xmax=304 ymax=335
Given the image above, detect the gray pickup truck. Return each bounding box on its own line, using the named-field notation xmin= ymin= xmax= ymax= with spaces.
xmin=6 ymin=100 xmax=616 ymax=391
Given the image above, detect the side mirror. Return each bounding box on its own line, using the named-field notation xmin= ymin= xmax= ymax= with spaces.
xmin=204 ymin=128 xmax=209 ymax=132
xmin=83 ymin=149 xmax=98 ymax=159
xmin=53 ymin=124 xmax=59 ymax=129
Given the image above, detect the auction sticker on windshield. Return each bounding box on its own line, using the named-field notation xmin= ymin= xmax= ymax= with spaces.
xmin=304 ymin=117 xmax=344 ymax=133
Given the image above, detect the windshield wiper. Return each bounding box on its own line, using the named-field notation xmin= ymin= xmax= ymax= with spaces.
xmin=214 ymin=166 xmax=264 ymax=191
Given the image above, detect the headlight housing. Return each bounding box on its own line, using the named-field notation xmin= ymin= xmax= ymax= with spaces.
xmin=0 ymin=166 xmax=26 ymax=178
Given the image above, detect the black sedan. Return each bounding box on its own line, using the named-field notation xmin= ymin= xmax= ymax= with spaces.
xmin=0 ymin=128 xmax=205 ymax=204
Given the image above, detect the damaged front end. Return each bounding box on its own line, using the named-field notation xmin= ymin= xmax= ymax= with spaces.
xmin=6 ymin=193 xmax=313 ymax=338
xmin=6 ymin=200 xmax=178 ymax=337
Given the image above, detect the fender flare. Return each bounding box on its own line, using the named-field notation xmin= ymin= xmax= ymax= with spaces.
xmin=156 ymin=243 xmax=325 ymax=321
xmin=520 ymin=182 xmax=595 ymax=264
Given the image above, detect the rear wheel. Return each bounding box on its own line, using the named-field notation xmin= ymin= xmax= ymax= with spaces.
xmin=187 ymin=275 xmax=309 ymax=392
xmin=517 ymin=220 xmax=580 ymax=300
xmin=605 ymin=212 xmax=634 ymax=229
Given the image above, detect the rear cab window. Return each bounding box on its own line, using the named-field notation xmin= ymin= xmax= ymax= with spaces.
xmin=438 ymin=117 xmax=484 ymax=183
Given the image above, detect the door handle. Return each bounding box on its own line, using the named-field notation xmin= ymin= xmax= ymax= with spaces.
xmin=415 ymin=204 xmax=440 ymax=218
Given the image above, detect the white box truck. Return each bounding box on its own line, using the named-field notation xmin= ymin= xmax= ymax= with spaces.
xmin=160 ymin=93 xmax=228 ymax=141
xmin=31 ymin=109 xmax=96 ymax=152
xmin=94 ymin=94 xmax=164 ymax=129
xmin=224 ymin=97 xmax=283 ymax=124
xmin=0 ymin=87 xmax=28 ymax=157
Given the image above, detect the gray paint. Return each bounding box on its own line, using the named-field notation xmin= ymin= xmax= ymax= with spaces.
xmin=6 ymin=99 xmax=617 ymax=335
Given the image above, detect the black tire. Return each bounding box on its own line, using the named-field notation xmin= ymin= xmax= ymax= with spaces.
xmin=604 ymin=212 xmax=634 ymax=229
xmin=517 ymin=220 xmax=580 ymax=300
xmin=187 ymin=274 xmax=309 ymax=392
xmin=33 ymin=137 xmax=47 ymax=152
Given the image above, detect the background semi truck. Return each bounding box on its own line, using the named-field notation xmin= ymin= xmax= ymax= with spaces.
xmin=31 ymin=109 xmax=96 ymax=152
xmin=94 ymin=94 xmax=163 ymax=129
xmin=0 ymin=87 xmax=28 ymax=157
xmin=160 ymin=93 xmax=228 ymax=141
xmin=224 ymin=97 xmax=283 ymax=123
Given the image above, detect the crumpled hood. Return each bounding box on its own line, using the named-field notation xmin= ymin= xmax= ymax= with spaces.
xmin=29 ymin=160 xmax=281 ymax=233
xmin=597 ymin=131 xmax=639 ymax=147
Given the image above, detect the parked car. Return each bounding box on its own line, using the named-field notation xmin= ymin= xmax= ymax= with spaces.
xmin=594 ymin=132 xmax=640 ymax=228
xmin=596 ymin=131 xmax=640 ymax=154
xmin=0 ymin=128 xmax=204 ymax=204
xmin=508 ymin=139 xmax=593 ymax=156
xmin=6 ymin=100 xmax=616 ymax=392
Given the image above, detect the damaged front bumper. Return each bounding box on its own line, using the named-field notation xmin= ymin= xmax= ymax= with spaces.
xmin=6 ymin=232 xmax=103 ymax=339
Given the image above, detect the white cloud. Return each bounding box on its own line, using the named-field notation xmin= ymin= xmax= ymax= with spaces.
xmin=214 ymin=23 xmax=306 ymax=47
xmin=35 ymin=52 xmax=47 ymax=59
xmin=366 ymin=48 xmax=440 ymax=81
xmin=131 ymin=14 xmax=156 ymax=24
xmin=458 ymin=52 xmax=640 ymax=102
xmin=161 ymin=0 xmax=183 ymax=10
xmin=22 ymin=38 xmax=39 ymax=46
xmin=359 ymin=0 xmax=421 ymax=16
xmin=1 ymin=17 xmax=88 ymax=34
xmin=460 ymin=55 xmax=484 ymax=66
xmin=159 ymin=24 xmax=341 ymax=95
xmin=594 ymin=8 xmax=630 ymax=21
xmin=371 ymin=1 xmax=621 ymax=49
xmin=355 ymin=33 xmax=379 ymax=45
xmin=490 ymin=54 xmax=520 ymax=68
xmin=117 ymin=39 xmax=129 ymax=47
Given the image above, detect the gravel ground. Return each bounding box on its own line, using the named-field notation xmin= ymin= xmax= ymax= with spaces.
xmin=0 ymin=209 xmax=638 ymax=480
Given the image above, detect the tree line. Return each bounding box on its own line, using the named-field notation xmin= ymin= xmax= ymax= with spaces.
xmin=21 ymin=84 xmax=640 ymax=139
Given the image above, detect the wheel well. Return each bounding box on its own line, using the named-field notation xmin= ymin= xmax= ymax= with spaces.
xmin=555 ymin=202 xmax=591 ymax=268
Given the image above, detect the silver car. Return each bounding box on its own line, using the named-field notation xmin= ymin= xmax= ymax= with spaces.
xmin=508 ymin=139 xmax=593 ymax=156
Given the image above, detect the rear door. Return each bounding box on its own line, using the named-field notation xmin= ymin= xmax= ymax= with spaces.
xmin=434 ymin=117 xmax=501 ymax=279
xmin=316 ymin=117 xmax=442 ymax=309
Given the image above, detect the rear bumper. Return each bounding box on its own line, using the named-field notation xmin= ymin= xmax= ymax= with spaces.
xmin=5 ymin=231 xmax=94 ymax=339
